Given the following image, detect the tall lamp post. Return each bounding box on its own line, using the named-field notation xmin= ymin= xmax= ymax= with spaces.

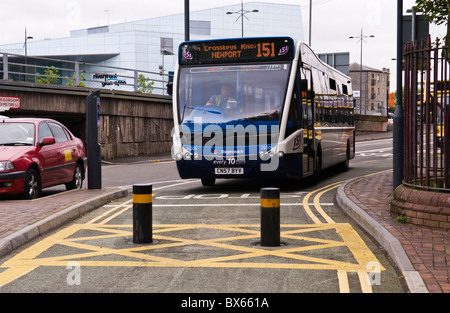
xmin=349 ymin=29 xmax=374 ymax=115
xmin=184 ymin=0 xmax=190 ymax=41
xmin=393 ymin=0 xmax=403 ymax=190
xmin=24 ymin=27 xmax=33 ymax=57
xmin=23 ymin=27 xmax=33 ymax=82
xmin=226 ymin=0 xmax=259 ymax=38
xmin=309 ymin=0 xmax=312 ymax=46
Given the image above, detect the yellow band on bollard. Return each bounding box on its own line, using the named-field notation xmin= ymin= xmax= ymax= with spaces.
xmin=133 ymin=193 xmax=153 ymax=204
xmin=261 ymin=198 xmax=280 ymax=208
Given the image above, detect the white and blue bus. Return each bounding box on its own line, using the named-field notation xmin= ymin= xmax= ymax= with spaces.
xmin=172 ymin=37 xmax=355 ymax=186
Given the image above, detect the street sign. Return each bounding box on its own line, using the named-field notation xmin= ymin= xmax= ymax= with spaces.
xmin=0 ymin=96 xmax=21 ymax=112
xmin=402 ymin=15 xmax=429 ymax=45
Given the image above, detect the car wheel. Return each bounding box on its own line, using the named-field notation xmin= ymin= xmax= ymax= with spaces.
xmin=23 ymin=168 xmax=40 ymax=200
xmin=66 ymin=163 xmax=83 ymax=190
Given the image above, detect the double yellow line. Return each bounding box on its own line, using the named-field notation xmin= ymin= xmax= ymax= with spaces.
xmin=302 ymin=169 xmax=392 ymax=225
xmin=302 ymin=181 xmax=343 ymax=224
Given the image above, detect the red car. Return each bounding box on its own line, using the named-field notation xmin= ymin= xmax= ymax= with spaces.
xmin=0 ymin=117 xmax=87 ymax=199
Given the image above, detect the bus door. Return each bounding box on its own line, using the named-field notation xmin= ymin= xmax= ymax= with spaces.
xmin=300 ymin=68 xmax=314 ymax=175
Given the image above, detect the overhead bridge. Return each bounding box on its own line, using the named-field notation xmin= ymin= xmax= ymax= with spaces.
xmin=0 ymin=80 xmax=173 ymax=160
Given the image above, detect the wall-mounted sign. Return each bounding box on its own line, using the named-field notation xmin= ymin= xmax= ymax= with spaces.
xmin=0 ymin=96 xmax=21 ymax=112
xmin=93 ymin=73 xmax=126 ymax=87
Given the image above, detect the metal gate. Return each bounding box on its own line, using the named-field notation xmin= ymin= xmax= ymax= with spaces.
xmin=403 ymin=35 xmax=449 ymax=192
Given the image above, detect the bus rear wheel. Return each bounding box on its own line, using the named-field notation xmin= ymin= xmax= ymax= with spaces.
xmin=312 ymin=148 xmax=322 ymax=185
xmin=201 ymin=178 xmax=216 ymax=186
xmin=339 ymin=142 xmax=350 ymax=172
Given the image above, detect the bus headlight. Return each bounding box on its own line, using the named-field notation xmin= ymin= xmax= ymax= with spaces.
xmin=175 ymin=153 xmax=183 ymax=161
xmin=259 ymin=150 xmax=279 ymax=161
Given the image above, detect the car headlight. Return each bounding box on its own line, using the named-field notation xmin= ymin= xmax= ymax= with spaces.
xmin=0 ymin=161 xmax=15 ymax=172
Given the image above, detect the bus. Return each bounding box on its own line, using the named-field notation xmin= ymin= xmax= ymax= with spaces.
xmin=171 ymin=37 xmax=355 ymax=186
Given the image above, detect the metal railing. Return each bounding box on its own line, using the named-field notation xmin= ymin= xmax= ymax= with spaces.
xmin=403 ymin=35 xmax=449 ymax=192
xmin=0 ymin=52 xmax=173 ymax=95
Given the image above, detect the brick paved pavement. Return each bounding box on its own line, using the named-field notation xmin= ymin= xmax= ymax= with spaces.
xmin=342 ymin=171 xmax=450 ymax=293
xmin=0 ymin=187 xmax=127 ymax=258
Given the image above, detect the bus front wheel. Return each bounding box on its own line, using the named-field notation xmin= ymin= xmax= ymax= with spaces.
xmin=201 ymin=177 xmax=216 ymax=186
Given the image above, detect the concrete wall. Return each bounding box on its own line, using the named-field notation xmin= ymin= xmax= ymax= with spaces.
xmin=355 ymin=114 xmax=388 ymax=133
xmin=0 ymin=80 xmax=173 ymax=160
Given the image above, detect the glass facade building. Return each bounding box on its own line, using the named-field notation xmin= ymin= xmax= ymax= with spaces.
xmin=0 ymin=2 xmax=304 ymax=94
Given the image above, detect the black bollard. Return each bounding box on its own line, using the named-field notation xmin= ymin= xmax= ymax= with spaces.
xmin=260 ymin=187 xmax=280 ymax=247
xmin=86 ymin=90 xmax=102 ymax=190
xmin=133 ymin=184 xmax=153 ymax=244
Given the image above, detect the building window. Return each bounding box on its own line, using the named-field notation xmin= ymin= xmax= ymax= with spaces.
xmin=190 ymin=20 xmax=211 ymax=36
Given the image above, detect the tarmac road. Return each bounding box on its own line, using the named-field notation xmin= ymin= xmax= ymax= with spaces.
xmin=0 ymin=137 xmax=408 ymax=293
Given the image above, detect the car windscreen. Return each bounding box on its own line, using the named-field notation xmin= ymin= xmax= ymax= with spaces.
xmin=0 ymin=122 xmax=35 ymax=146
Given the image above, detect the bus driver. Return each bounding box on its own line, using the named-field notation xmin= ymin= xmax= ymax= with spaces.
xmin=205 ymin=84 xmax=236 ymax=107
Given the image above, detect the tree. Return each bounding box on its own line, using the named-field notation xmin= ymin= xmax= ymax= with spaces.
xmin=415 ymin=0 xmax=449 ymax=39
xmin=138 ymin=74 xmax=154 ymax=93
xmin=66 ymin=73 xmax=87 ymax=87
xmin=37 ymin=66 xmax=59 ymax=84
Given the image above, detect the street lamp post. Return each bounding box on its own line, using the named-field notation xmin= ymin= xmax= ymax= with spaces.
xmin=309 ymin=0 xmax=312 ymax=46
xmin=23 ymin=27 xmax=33 ymax=82
xmin=226 ymin=0 xmax=259 ymax=38
xmin=184 ymin=0 xmax=190 ymax=41
xmin=349 ymin=29 xmax=374 ymax=115
xmin=24 ymin=27 xmax=33 ymax=57
xmin=160 ymin=49 xmax=175 ymax=94
xmin=393 ymin=0 xmax=404 ymax=190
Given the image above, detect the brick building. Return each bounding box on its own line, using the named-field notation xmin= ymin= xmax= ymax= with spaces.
xmin=349 ymin=62 xmax=390 ymax=116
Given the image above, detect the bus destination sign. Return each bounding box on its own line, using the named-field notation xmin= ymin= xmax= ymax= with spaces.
xmin=179 ymin=37 xmax=294 ymax=65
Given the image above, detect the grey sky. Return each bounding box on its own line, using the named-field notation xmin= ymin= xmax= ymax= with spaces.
xmin=0 ymin=0 xmax=446 ymax=91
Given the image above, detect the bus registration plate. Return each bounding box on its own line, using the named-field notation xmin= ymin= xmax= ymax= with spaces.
xmin=215 ymin=168 xmax=244 ymax=175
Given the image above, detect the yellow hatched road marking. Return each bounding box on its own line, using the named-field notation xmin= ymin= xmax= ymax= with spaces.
xmin=0 ymin=171 xmax=393 ymax=292
xmin=0 ymin=223 xmax=385 ymax=292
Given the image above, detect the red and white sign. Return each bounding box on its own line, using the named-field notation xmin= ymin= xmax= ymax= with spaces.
xmin=0 ymin=96 xmax=21 ymax=112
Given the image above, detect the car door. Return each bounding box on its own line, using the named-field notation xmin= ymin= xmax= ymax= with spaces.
xmin=38 ymin=121 xmax=60 ymax=186
xmin=47 ymin=122 xmax=76 ymax=182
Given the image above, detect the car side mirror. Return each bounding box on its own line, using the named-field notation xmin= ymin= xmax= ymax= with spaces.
xmin=40 ymin=137 xmax=56 ymax=147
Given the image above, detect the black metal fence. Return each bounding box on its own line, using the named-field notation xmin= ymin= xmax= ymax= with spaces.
xmin=403 ymin=35 xmax=449 ymax=192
